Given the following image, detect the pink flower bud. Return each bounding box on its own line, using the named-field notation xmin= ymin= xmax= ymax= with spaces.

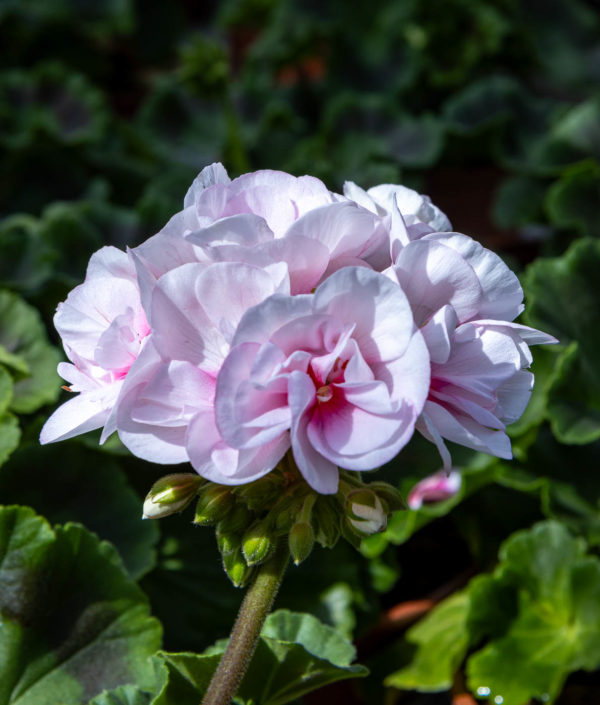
xmin=407 ymin=470 xmax=462 ymax=510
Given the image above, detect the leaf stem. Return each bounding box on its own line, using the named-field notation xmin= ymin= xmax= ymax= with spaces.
xmin=202 ymin=539 xmax=289 ymax=705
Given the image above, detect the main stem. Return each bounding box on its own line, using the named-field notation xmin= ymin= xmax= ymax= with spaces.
xmin=202 ymin=540 xmax=289 ymax=705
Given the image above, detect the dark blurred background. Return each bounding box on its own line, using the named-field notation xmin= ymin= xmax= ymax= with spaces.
xmin=2 ymin=0 xmax=600 ymax=312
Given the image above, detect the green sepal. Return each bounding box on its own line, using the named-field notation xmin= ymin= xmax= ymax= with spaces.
xmin=222 ymin=547 xmax=255 ymax=588
xmin=288 ymin=521 xmax=315 ymax=566
xmin=242 ymin=520 xmax=274 ymax=567
xmin=194 ymin=484 xmax=234 ymax=526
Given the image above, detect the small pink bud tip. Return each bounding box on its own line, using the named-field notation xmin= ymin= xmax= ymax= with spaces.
xmin=407 ymin=470 xmax=462 ymax=510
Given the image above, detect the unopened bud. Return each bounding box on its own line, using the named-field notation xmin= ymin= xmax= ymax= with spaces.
xmin=368 ymin=482 xmax=407 ymax=512
xmin=289 ymin=521 xmax=315 ymax=565
xmin=242 ymin=520 xmax=273 ymax=566
xmin=274 ymin=497 xmax=300 ymax=532
xmin=339 ymin=518 xmax=362 ymax=549
xmin=235 ymin=473 xmax=283 ymax=511
xmin=142 ymin=473 xmax=203 ymax=519
xmin=218 ymin=504 xmax=252 ymax=534
xmin=194 ymin=484 xmax=233 ymax=526
xmin=346 ymin=489 xmax=387 ymax=536
xmin=216 ymin=529 xmax=241 ymax=557
xmin=407 ymin=470 xmax=462 ymax=510
xmin=313 ymin=497 xmax=341 ymax=548
xmin=223 ymin=548 xmax=254 ymax=588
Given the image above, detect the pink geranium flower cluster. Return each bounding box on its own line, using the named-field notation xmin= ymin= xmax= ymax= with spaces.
xmin=40 ymin=165 xmax=555 ymax=494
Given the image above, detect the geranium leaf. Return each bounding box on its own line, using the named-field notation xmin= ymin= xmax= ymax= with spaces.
xmin=0 ymin=64 xmax=108 ymax=150
xmin=0 ymin=366 xmax=13 ymax=415
xmin=151 ymin=610 xmax=367 ymax=705
xmin=385 ymin=592 xmax=470 ymax=692
xmin=88 ymin=685 xmax=154 ymax=705
xmin=0 ymin=442 xmax=159 ymax=579
xmin=0 ymin=290 xmax=62 ymax=414
xmin=0 ymin=412 xmax=20 ymax=468
xmin=495 ymin=427 xmax=600 ymax=546
xmin=0 ymin=506 xmax=162 ymax=705
xmin=466 ymin=521 xmax=600 ymax=705
xmin=0 ymin=215 xmax=53 ymax=293
xmin=546 ymin=160 xmax=600 ymax=237
xmin=523 ymin=238 xmax=600 ymax=443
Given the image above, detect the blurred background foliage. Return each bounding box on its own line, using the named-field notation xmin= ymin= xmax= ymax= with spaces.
xmin=1 ymin=1 xmax=600 ymax=704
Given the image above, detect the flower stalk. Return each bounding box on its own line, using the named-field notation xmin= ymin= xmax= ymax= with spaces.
xmin=202 ymin=538 xmax=289 ymax=705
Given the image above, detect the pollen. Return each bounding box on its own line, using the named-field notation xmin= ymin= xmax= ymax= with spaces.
xmin=316 ymin=385 xmax=333 ymax=403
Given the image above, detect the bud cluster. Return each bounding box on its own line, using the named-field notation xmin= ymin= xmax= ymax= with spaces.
xmin=142 ymin=457 xmax=406 ymax=587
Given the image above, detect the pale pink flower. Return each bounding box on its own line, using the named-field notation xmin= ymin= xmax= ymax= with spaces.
xmin=39 ymin=164 xmax=556 ymax=497
xmin=186 ymin=165 xmax=336 ymax=238
xmin=283 ymin=201 xmax=391 ymax=280
xmin=343 ymin=180 xmax=452 ymax=234
xmin=215 ymin=267 xmax=430 ymax=494
xmin=133 ymin=164 xmax=368 ymax=296
xmin=40 ymin=246 xmax=150 ymax=443
xmin=407 ymin=470 xmax=462 ymax=510
xmin=387 ymin=232 xmax=557 ymax=467
xmin=102 ymin=260 xmax=291 ymax=479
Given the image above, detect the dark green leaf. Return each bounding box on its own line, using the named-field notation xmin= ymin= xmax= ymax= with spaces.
xmin=551 ymin=97 xmax=600 ymax=162
xmin=0 ymin=215 xmax=53 ymax=293
xmin=0 ymin=506 xmax=162 ymax=705
xmin=0 ymin=412 xmax=20 ymax=468
xmin=523 ymin=238 xmax=600 ymax=443
xmin=0 ymin=64 xmax=108 ymax=150
xmin=88 ymin=685 xmax=154 ymax=705
xmin=150 ymin=652 xmax=220 ymax=705
xmin=39 ymin=199 xmax=141 ymax=285
xmin=0 ymin=367 xmax=13 ymax=415
xmin=495 ymin=427 xmax=600 ymax=546
xmin=386 ymin=115 xmax=444 ymax=168
xmin=0 ymin=347 xmax=29 ymax=381
xmin=153 ymin=610 xmax=367 ymax=705
xmin=443 ymin=76 xmax=520 ymax=135
xmin=0 ymin=442 xmax=159 ymax=579
xmin=492 ymin=175 xmax=547 ymax=230
xmin=546 ymin=160 xmax=600 ymax=237
xmin=0 ymin=290 xmax=62 ymax=414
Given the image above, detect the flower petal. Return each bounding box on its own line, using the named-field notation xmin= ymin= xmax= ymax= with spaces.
xmin=314 ymin=267 xmax=415 ymax=362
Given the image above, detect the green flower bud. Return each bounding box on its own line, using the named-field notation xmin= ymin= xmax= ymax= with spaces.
xmin=142 ymin=473 xmax=204 ymax=519
xmin=216 ymin=528 xmax=241 ymax=557
xmin=218 ymin=504 xmax=252 ymax=534
xmin=368 ymin=482 xmax=406 ymax=512
xmin=288 ymin=521 xmax=315 ymax=565
xmin=339 ymin=519 xmax=362 ymax=549
xmin=345 ymin=489 xmax=387 ymax=536
xmin=194 ymin=484 xmax=233 ymax=526
xmin=313 ymin=497 xmax=341 ymax=548
xmin=235 ymin=473 xmax=284 ymax=511
xmin=274 ymin=496 xmax=302 ymax=532
xmin=242 ymin=520 xmax=273 ymax=566
xmin=223 ymin=548 xmax=254 ymax=588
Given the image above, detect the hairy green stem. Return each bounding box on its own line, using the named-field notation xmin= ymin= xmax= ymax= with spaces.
xmin=202 ymin=540 xmax=289 ymax=705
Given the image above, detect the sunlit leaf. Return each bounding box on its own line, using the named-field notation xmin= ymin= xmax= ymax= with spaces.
xmin=386 ymin=592 xmax=470 ymax=691
xmin=467 ymin=521 xmax=600 ymax=705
